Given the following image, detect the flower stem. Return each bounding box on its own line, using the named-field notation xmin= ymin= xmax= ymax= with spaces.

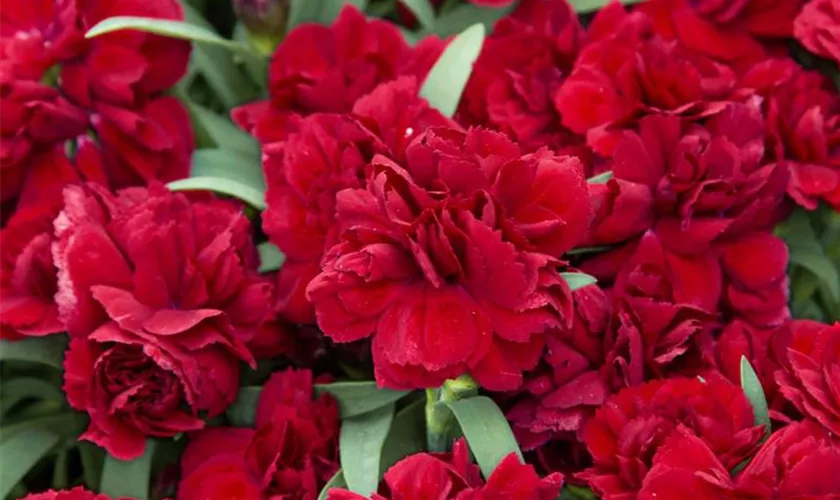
xmin=425 ymin=375 xmax=478 ymax=452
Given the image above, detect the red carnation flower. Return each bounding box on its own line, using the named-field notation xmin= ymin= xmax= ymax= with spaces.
xmin=735 ymin=420 xmax=840 ymax=497
xmin=21 ymin=486 xmax=128 ymax=500
xmin=580 ymin=376 xmax=765 ymax=499
xmin=0 ymin=201 xmax=63 ymax=339
xmin=638 ymin=0 xmax=802 ymax=64
xmin=178 ymin=368 xmax=340 ymax=500
xmin=586 ymin=105 xmax=787 ymax=256
xmin=503 ymin=284 xmax=610 ymax=453
xmin=775 ymin=320 xmax=840 ymax=436
xmin=598 ymin=232 xmax=719 ymax=390
xmin=741 ymin=59 xmax=840 ymax=210
xmin=55 ymin=184 xmax=269 ymax=458
xmin=460 ymin=0 xmax=584 ymax=153
xmin=716 ymin=319 xmax=786 ymax=408
xmin=232 ymin=6 xmax=445 ymax=144
xmin=0 ymin=0 xmax=192 ymax=210
xmin=718 ymin=232 xmax=790 ymax=327
xmin=327 ymin=438 xmax=563 ymax=500
xmin=307 ymin=127 xmax=589 ymax=390
xmin=795 ymin=0 xmax=840 ymax=65
xmin=262 ymin=77 xmax=451 ymax=323
xmin=555 ymin=4 xmax=735 ymax=154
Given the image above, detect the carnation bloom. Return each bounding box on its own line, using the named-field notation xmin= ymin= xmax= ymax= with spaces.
xmin=460 ymin=0 xmax=584 ymax=153
xmin=327 ymin=438 xmax=563 ymax=500
xmin=580 ymin=376 xmax=765 ymax=499
xmin=232 ymin=5 xmax=445 ymax=144
xmin=307 ymin=127 xmax=590 ymax=390
xmin=55 ymin=184 xmax=269 ymax=458
xmin=0 ymin=201 xmax=63 ymax=339
xmin=0 ymin=0 xmax=193 ymax=211
xmin=741 ymin=59 xmax=840 ymax=210
xmin=716 ymin=319 xmax=786 ymax=408
xmin=554 ymin=3 xmax=735 ymax=154
xmin=735 ymin=420 xmax=840 ymax=497
xmin=178 ymin=369 xmax=340 ymax=500
xmin=775 ymin=320 xmax=840 ymax=436
xmin=503 ymin=285 xmax=610 ymax=452
xmin=586 ymin=104 xmax=787 ymax=256
xmin=20 ymin=487 xmax=126 ymax=500
xmin=638 ymin=0 xmax=802 ymax=64
xmin=262 ymin=77 xmax=450 ymax=323
xmin=795 ymin=0 xmax=840 ymax=65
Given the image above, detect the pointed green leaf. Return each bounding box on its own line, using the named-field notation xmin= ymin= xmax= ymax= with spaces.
xmin=379 ymin=400 xmax=425 ymax=473
xmin=340 ymin=404 xmax=395 ymax=495
xmin=561 ymin=272 xmax=597 ymax=291
xmin=190 ymin=148 xmax=264 ymax=191
xmin=740 ymin=356 xmax=770 ymax=435
xmin=420 ymin=24 xmax=485 ymax=117
xmin=317 ymin=470 xmax=347 ymax=500
xmin=442 ymin=396 xmax=523 ymax=479
xmin=0 ymin=428 xmax=60 ymax=499
xmin=433 ymin=3 xmax=514 ymax=38
xmin=0 ymin=336 xmax=68 ymax=370
xmin=401 ymin=0 xmax=436 ymax=30
xmin=258 ymin=242 xmax=286 ymax=273
xmin=569 ymin=0 xmax=645 ymax=13
xmin=587 ymin=170 xmax=613 ymax=184
xmin=187 ymin=103 xmax=261 ymax=158
xmin=100 ymin=441 xmax=156 ymax=500
xmin=167 ymin=177 xmax=266 ymax=209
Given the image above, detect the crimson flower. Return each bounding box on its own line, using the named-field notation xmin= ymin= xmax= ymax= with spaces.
xmin=580 ymin=376 xmax=765 ymax=499
xmin=20 ymin=487 xmax=128 ymax=500
xmin=795 ymin=0 xmax=840 ymax=65
xmin=178 ymin=369 xmax=340 ymax=500
xmin=56 ymin=184 xmax=269 ymax=458
xmin=327 ymin=438 xmax=563 ymax=500
xmin=307 ymin=127 xmax=590 ymax=390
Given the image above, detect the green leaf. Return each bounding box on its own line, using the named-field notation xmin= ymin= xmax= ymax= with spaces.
xmin=258 ymin=242 xmax=286 ymax=273
xmin=789 ymin=251 xmax=840 ymax=305
xmin=560 ymin=272 xmax=597 ymax=291
xmin=318 ymin=0 xmax=370 ymax=24
xmin=0 ymin=377 xmax=64 ymax=414
xmin=0 ymin=336 xmax=68 ymax=369
xmin=187 ymin=103 xmax=261 ymax=158
xmin=569 ymin=0 xmax=645 ymax=13
xmin=777 ymin=209 xmax=840 ymax=306
xmin=441 ymin=396 xmax=523 ymax=479
xmin=401 ymin=0 xmax=436 ymax=30
xmin=167 ymin=177 xmax=266 ymax=209
xmin=86 ymin=16 xmax=255 ymax=56
xmin=79 ymin=442 xmax=105 ymax=491
xmin=100 ymin=441 xmax=156 ymax=500
xmin=180 ymin=3 xmax=258 ymax=107
xmin=740 ymin=356 xmax=770 ymax=435
xmin=561 ymin=485 xmax=597 ymax=500
xmin=565 ymin=245 xmax=614 ymax=256
xmin=587 ymin=170 xmax=613 ymax=184
xmin=0 ymin=413 xmax=84 ymax=443
xmin=419 ymin=23 xmax=485 ymax=117
xmin=432 ymin=3 xmax=514 ymax=38
xmin=379 ymin=400 xmax=426 ymax=473
xmin=190 ymin=148 xmax=265 ymax=191
xmin=228 ymin=383 xmax=410 ymax=427
xmin=0 ymin=427 xmax=60 ymax=498
xmin=340 ymin=403 xmax=395 ymax=495
xmin=317 ymin=470 xmax=348 ymax=500
xmin=317 ymin=382 xmax=411 ymax=419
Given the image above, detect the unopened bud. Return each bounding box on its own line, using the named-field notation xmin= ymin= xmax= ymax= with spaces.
xmin=232 ymin=0 xmax=289 ymax=55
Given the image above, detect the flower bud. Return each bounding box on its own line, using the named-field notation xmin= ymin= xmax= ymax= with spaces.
xmin=232 ymin=0 xmax=288 ymax=55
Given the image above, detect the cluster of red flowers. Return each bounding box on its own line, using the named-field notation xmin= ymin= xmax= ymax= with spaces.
xmin=2 ymin=0 xmax=840 ymax=499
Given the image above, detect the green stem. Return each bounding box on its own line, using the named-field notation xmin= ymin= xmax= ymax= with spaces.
xmin=425 ymin=375 xmax=478 ymax=452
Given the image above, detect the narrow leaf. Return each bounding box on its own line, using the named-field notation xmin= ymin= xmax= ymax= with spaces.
xmin=258 ymin=242 xmax=286 ymax=273
xmin=442 ymin=396 xmax=523 ymax=479
xmin=317 ymin=470 xmax=348 ymax=500
xmin=740 ymin=356 xmax=770 ymax=435
xmin=0 ymin=336 xmax=68 ymax=369
xmin=187 ymin=103 xmax=261 ymax=158
xmin=379 ymin=399 xmax=425 ymax=474
xmin=401 ymin=0 xmax=436 ymax=30
xmin=167 ymin=177 xmax=266 ymax=209
xmin=100 ymin=441 xmax=156 ymax=500
xmin=318 ymin=0 xmax=370 ymax=24
xmin=190 ymin=148 xmax=265 ymax=190
xmin=560 ymin=272 xmax=597 ymax=291
xmin=433 ymin=3 xmax=514 ymax=38
xmin=86 ymin=17 xmax=253 ymax=55
xmin=317 ymin=382 xmax=411 ymax=419
xmin=419 ymin=24 xmax=485 ymax=117
xmin=340 ymin=404 xmax=395 ymax=495
xmin=587 ymin=170 xmax=613 ymax=184
xmin=0 ymin=428 xmax=60 ymax=498
xmin=0 ymin=377 xmax=64 ymax=414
